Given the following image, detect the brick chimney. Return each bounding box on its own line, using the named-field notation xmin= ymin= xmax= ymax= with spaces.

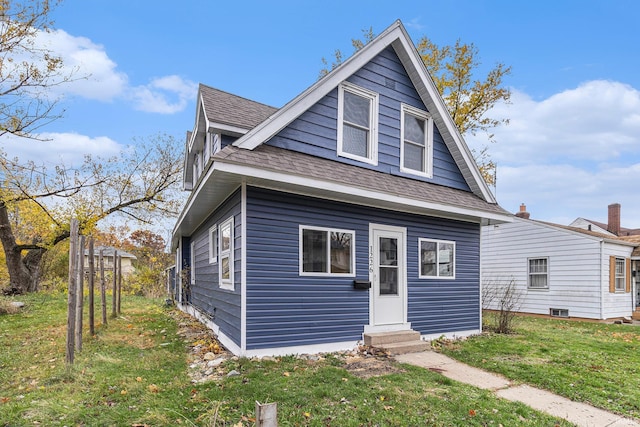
xmin=515 ymin=203 xmax=530 ymax=219
xmin=607 ymin=203 xmax=621 ymax=236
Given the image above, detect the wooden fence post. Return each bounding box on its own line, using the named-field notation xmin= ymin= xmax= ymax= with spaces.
xmin=100 ymin=249 xmax=107 ymax=325
xmin=112 ymin=249 xmax=117 ymax=318
xmin=66 ymin=219 xmax=79 ymax=366
xmin=255 ymin=401 xmax=277 ymax=427
xmin=75 ymin=235 xmax=85 ymax=353
xmin=88 ymin=237 xmax=95 ymax=336
xmin=117 ymin=255 xmax=122 ymax=315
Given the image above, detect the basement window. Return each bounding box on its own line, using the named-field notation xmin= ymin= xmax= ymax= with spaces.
xmin=550 ymin=308 xmax=569 ymax=318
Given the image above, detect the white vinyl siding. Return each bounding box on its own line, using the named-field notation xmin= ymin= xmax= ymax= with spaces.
xmin=337 ymin=82 xmax=378 ymax=165
xmin=481 ymin=218 xmax=634 ymax=320
xmin=299 ymin=225 xmax=355 ymax=277
xmin=400 ymin=104 xmax=433 ymax=177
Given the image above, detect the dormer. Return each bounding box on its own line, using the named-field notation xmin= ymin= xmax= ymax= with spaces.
xmin=183 ymin=84 xmax=278 ymax=191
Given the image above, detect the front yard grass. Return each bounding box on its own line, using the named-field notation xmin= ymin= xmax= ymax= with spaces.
xmin=0 ymin=293 xmax=571 ymax=426
xmin=439 ymin=313 xmax=640 ymax=420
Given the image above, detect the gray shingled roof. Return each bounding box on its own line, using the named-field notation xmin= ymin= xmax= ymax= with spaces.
xmin=199 ymin=84 xmax=278 ymax=131
xmin=214 ymin=144 xmax=509 ymax=216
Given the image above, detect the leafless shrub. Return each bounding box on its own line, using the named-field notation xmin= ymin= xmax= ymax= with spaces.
xmin=482 ymin=277 xmax=522 ymax=334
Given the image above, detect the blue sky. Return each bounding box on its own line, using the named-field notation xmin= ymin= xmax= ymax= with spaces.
xmin=5 ymin=0 xmax=640 ymax=229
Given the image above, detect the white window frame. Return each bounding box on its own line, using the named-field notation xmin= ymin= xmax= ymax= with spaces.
xmin=190 ymin=241 xmax=196 ymax=285
xmin=337 ymin=82 xmax=378 ymax=166
xmin=400 ymin=103 xmax=433 ymax=178
xmin=219 ymin=217 xmax=234 ymax=290
xmin=527 ymin=257 xmax=549 ymax=289
xmin=299 ymin=225 xmax=356 ymax=277
xmin=615 ymin=257 xmax=626 ymax=292
xmin=418 ymin=238 xmax=456 ymax=279
xmin=208 ymin=224 xmax=218 ymax=264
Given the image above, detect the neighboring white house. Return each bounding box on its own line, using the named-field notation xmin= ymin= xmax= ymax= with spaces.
xmin=482 ymin=204 xmax=638 ymax=320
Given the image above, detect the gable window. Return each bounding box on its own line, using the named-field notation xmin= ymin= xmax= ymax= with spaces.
xmin=208 ymin=225 xmax=218 ymax=264
xmin=419 ymin=238 xmax=455 ymax=279
xmin=190 ymin=241 xmax=196 ymax=285
xmin=300 ymin=225 xmax=355 ymax=276
xmin=528 ymin=258 xmax=548 ymax=289
xmin=400 ymin=104 xmax=433 ymax=177
xmin=219 ymin=217 xmax=234 ymax=290
xmin=337 ymin=82 xmax=378 ymax=165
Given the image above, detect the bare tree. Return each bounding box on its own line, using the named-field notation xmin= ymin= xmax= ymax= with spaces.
xmin=0 ymin=134 xmax=183 ymax=294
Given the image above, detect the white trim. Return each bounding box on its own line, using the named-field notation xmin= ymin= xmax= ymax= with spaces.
xmin=243 ymin=340 xmax=360 ymax=358
xmin=418 ymin=238 xmax=456 ymax=279
xmin=241 ymin=183 xmax=247 ymax=352
xmin=208 ymin=224 xmax=218 ymax=264
xmin=337 ymin=82 xmax=379 ymax=166
xmin=363 ymin=323 xmax=412 ymax=334
xmin=219 ymin=216 xmax=235 ymax=290
xmin=299 ymin=225 xmax=356 ymax=277
xmin=400 ymin=103 xmax=433 ymax=178
xmin=189 ymin=241 xmax=196 ymax=284
xmin=176 ymin=242 xmax=182 ymax=303
xmin=527 ymin=256 xmax=549 ymax=290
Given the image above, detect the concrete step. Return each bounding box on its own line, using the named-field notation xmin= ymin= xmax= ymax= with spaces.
xmin=633 ymin=310 xmax=640 ymax=321
xmin=379 ymin=340 xmax=431 ymax=355
xmin=364 ymin=330 xmax=421 ymax=346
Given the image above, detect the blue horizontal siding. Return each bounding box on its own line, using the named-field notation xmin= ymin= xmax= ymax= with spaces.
xmin=186 ymin=189 xmax=242 ymax=346
xmin=245 ymin=187 xmax=480 ymax=350
xmin=266 ymin=46 xmax=470 ymax=191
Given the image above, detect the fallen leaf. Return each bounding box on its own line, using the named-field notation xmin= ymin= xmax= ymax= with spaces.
xmin=379 ymin=396 xmax=385 ymax=401
xmin=148 ymin=384 xmax=159 ymax=393
xmin=383 ymin=405 xmax=394 ymax=411
xmin=283 ymin=372 xmax=290 ymax=377
xmin=136 ymin=377 xmax=143 ymax=382
xmin=0 ymin=397 xmax=9 ymax=404
xmin=303 ymin=412 xmax=311 ymax=418
xmin=341 ymin=378 xmax=348 ymax=382
xmin=121 ymin=389 xmax=128 ymax=395
xmin=469 ymin=409 xmax=476 ymax=416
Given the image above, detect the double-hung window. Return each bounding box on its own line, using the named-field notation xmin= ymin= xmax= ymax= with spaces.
xmin=615 ymin=257 xmax=626 ymax=292
xmin=337 ymin=82 xmax=378 ymax=165
xmin=208 ymin=225 xmax=218 ymax=264
xmin=219 ymin=217 xmax=234 ymax=290
xmin=400 ymin=104 xmax=433 ymax=177
xmin=528 ymin=258 xmax=549 ymax=289
xmin=419 ymin=238 xmax=455 ymax=279
xmin=300 ymin=226 xmax=355 ymax=276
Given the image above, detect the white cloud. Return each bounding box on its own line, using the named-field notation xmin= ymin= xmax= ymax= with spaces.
xmin=3 ymin=132 xmax=123 ymax=166
xmin=30 ymin=28 xmax=196 ymax=113
xmin=469 ymin=80 xmax=640 ymax=228
xmin=130 ymin=75 xmax=199 ymax=114
xmin=474 ymin=80 xmax=640 ymax=165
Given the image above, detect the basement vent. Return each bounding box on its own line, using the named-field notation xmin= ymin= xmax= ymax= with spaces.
xmin=550 ymin=308 xmax=569 ymax=318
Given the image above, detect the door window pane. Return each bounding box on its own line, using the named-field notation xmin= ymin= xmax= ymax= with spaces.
xmin=379 ymin=266 xmax=398 ymax=295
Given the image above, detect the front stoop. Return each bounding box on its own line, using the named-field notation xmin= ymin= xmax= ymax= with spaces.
xmin=363 ymin=330 xmax=430 ymax=355
xmin=633 ymin=310 xmax=640 ymax=321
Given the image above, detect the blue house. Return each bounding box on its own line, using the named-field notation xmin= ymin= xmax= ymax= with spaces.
xmin=171 ymin=20 xmax=511 ymax=357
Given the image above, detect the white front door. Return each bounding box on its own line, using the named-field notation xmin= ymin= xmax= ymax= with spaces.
xmin=370 ymin=224 xmax=407 ymax=328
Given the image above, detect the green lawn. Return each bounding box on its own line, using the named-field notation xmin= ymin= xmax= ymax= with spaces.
xmin=0 ymin=294 xmax=571 ymax=426
xmin=440 ymin=313 xmax=640 ymax=420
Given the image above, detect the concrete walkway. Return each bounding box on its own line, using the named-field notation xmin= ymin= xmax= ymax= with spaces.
xmin=395 ymin=351 xmax=640 ymax=427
